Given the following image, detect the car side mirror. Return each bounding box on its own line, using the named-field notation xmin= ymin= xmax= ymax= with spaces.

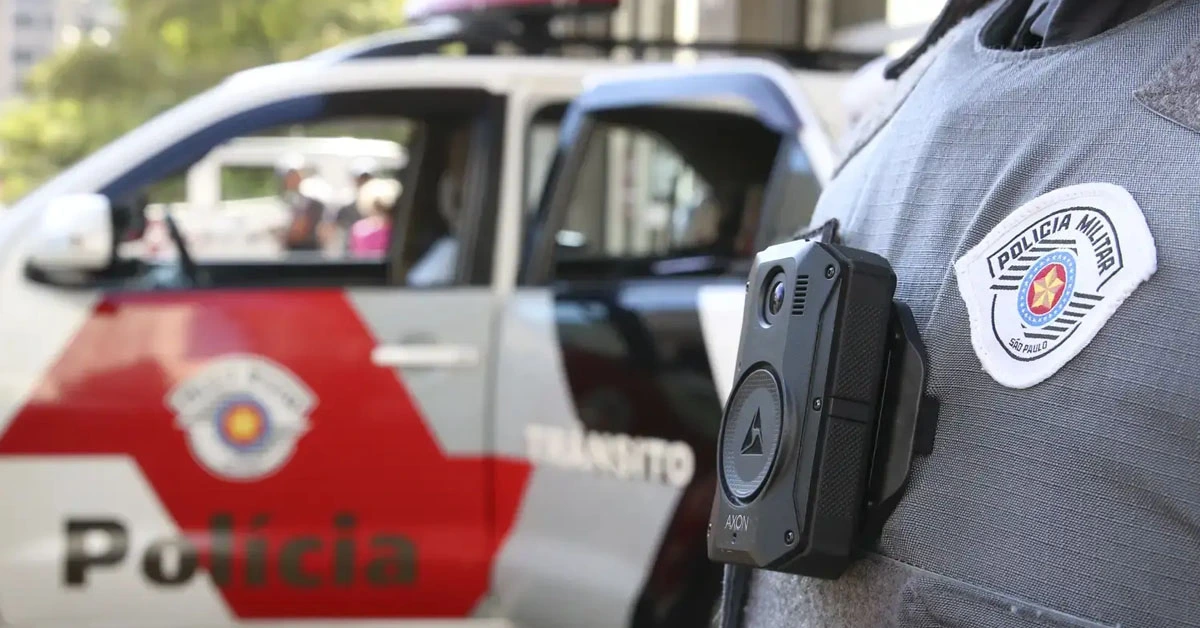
xmin=27 ymin=193 xmax=114 ymax=273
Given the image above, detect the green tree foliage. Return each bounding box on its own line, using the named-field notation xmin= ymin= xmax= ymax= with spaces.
xmin=0 ymin=0 xmax=406 ymax=202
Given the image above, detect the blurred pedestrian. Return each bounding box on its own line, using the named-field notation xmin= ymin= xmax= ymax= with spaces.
xmin=407 ymin=127 xmax=470 ymax=286
xmin=328 ymin=157 xmax=380 ymax=251
xmin=274 ymin=154 xmax=332 ymax=253
xmin=348 ymin=177 xmax=401 ymax=258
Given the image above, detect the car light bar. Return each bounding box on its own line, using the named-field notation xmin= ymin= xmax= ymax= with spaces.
xmin=406 ymin=0 xmax=619 ymax=23
xmin=410 ymin=0 xmax=624 ymax=22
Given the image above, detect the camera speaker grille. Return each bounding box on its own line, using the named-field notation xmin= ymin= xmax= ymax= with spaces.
xmin=720 ymin=368 xmax=784 ymax=501
xmin=792 ymin=275 xmax=809 ymax=315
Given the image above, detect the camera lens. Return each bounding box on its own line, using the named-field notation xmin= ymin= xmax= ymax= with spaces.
xmin=767 ymin=278 xmax=785 ymax=316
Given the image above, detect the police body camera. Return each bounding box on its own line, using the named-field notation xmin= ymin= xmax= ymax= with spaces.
xmin=707 ymin=238 xmax=936 ymax=579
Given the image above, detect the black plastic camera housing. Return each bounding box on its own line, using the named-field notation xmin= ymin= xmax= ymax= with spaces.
xmin=707 ymin=238 xmax=932 ymax=579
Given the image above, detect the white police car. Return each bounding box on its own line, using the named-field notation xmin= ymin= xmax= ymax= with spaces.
xmin=0 ymin=0 xmax=868 ymax=625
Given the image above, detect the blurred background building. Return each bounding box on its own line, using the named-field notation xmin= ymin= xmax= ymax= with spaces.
xmin=0 ymin=0 xmax=941 ymax=104
xmin=0 ymin=0 xmax=120 ymax=100
xmin=0 ymin=0 xmax=941 ymax=203
xmin=557 ymin=0 xmax=941 ymax=59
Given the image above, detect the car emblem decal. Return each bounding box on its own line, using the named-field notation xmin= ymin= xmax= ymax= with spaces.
xmin=954 ymin=182 xmax=1156 ymax=389
xmin=167 ymin=354 xmax=316 ymax=480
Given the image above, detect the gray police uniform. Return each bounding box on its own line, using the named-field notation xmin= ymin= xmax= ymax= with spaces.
xmin=743 ymin=1 xmax=1200 ymax=626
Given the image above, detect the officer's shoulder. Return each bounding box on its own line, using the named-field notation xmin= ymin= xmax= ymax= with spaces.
xmin=834 ymin=9 xmax=983 ymax=176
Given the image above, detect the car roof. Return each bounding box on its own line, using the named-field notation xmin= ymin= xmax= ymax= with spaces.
xmin=225 ymin=53 xmax=851 ymax=94
xmin=577 ymin=57 xmax=853 ymax=163
xmin=9 ymin=53 xmax=853 ymax=218
xmin=222 ymin=55 xmax=853 ymax=143
xmin=223 ymin=55 xmax=634 ymax=93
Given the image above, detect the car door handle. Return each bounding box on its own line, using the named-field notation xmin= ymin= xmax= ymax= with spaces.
xmin=371 ymin=343 xmax=481 ymax=369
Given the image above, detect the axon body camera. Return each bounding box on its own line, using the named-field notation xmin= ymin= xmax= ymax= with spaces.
xmin=708 ymin=238 xmax=934 ymax=579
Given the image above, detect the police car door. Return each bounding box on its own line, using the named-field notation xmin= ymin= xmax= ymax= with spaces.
xmin=485 ymin=59 xmax=834 ymax=628
xmin=0 ymin=60 xmax=510 ymax=626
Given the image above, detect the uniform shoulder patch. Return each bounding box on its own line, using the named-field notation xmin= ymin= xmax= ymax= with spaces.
xmin=954 ymin=183 xmax=1157 ymax=389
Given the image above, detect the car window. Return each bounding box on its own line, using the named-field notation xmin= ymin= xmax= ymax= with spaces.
xmin=95 ymin=88 xmax=501 ymax=291
xmin=132 ymin=117 xmax=412 ymax=264
xmin=557 ymin=126 xmax=726 ymax=259
xmin=535 ymin=106 xmax=788 ymax=282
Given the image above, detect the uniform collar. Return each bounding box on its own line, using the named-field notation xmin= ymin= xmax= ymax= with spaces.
xmin=886 ymin=0 xmax=1176 ymax=78
xmin=1000 ymin=0 xmax=1174 ymax=49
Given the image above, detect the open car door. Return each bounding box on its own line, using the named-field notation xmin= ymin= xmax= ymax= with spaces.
xmin=527 ymin=57 xmax=843 ymax=400
xmin=485 ymin=58 xmax=843 ymax=628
